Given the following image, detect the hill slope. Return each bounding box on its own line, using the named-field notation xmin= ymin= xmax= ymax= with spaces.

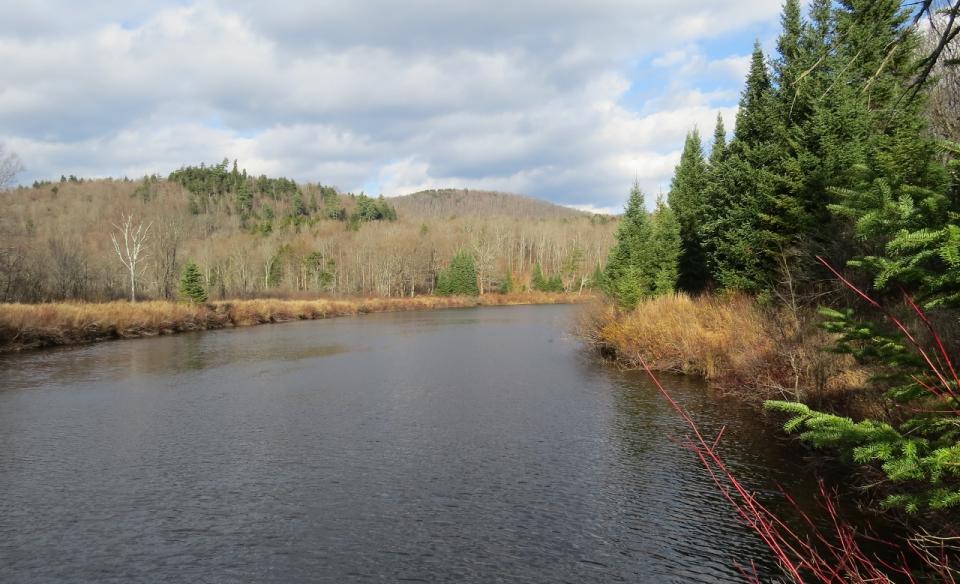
xmin=0 ymin=165 xmax=616 ymax=302
xmin=391 ymin=189 xmax=591 ymax=220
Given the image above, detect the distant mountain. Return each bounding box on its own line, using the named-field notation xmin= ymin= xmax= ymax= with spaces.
xmin=391 ymin=189 xmax=593 ymax=220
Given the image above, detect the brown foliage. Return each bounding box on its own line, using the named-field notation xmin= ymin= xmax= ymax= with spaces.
xmin=580 ymin=293 xmax=866 ymax=406
xmin=0 ymin=178 xmax=617 ymax=302
xmin=0 ymin=292 xmax=590 ymax=352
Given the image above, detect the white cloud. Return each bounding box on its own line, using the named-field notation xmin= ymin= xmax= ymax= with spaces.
xmin=0 ymin=0 xmax=781 ymax=209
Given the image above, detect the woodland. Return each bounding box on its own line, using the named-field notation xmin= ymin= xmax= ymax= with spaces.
xmin=0 ymin=164 xmax=615 ymax=303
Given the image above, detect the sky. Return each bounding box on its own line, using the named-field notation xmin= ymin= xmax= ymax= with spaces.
xmin=0 ymin=1 xmax=784 ymax=213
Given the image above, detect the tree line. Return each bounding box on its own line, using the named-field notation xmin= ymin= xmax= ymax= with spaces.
xmin=0 ymin=169 xmax=615 ymax=303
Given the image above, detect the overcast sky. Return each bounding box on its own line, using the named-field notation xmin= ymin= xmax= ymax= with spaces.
xmin=0 ymin=1 xmax=783 ymax=213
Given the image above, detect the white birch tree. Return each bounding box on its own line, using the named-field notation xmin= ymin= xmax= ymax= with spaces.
xmin=111 ymin=214 xmax=152 ymax=302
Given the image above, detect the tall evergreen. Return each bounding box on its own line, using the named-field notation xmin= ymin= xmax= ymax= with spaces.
xmin=179 ymin=262 xmax=208 ymax=303
xmin=650 ymin=196 xmax=681 ymax=295
xmin=603 ymin=183 xmax=680 ymax=307
xmin=668 ymin=129 xmax=709 ymax=292
xmin=826 ymin=0 xmax=947 ymax=277
xmin=603 ymin=182 xmax=653 ymax=308
xmin=702 ymin=42 xmax=780 ymax=292
xmin=708 ymin=113 xmax=726 ymax=167
xmin=773 ymin=0 xmax=804 ymax=97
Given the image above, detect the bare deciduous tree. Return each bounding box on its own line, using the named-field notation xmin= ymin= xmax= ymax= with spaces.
xmin=49 ymin=238 xmax=89 ymax=300
xmin=471 ymin=227 xmax=497 ymax=295
xmin=923 ymin=11 xmax=960 ymax=140
xmin=111 ymin=214 xmax=152 ymax=302
xmin=152 ymin=217 xmax=183 ymax=300
xmin=0 ymin=144 xmax=24 ymax=189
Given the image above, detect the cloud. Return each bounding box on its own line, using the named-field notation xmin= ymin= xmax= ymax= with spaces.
xmin=0 ymin=0 xmax=781 ymax=209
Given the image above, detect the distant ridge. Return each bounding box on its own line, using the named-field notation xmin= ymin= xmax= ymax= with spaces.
xmin=391 ymin=188 xmax=593 ymax=220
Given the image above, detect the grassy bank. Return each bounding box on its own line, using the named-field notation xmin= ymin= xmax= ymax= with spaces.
xmin=0 ymin=292 xmax=587 ymax=353
xmin=580 ymin=293 xmax=871 ymax=410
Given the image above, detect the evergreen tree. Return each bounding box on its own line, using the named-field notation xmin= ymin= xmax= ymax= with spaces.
xmin=436 ymin=250 xmax=479 ymax=296
xmin=236 ymin=182 xmax=253 ymax=216
xmin=531 ymin=263 xmax=565 ymax=292
xmin=650 ymin=196 xmax=682 ymax=295
xmin=603 ymin=182 xmax=654 ymax=307
xmin=702 ymin=43 xmax=781 ymax=292
xmin=531 ymin=262 xmax=547 ymax=291
xmin=773 ymin=0 xmax=804 ymax=100
xmin=824 ymin=0 xmax=947 ymax=286
xmin=603 ymin=184 xmax=680 ymax=306
xmin=178 ymin=262 xmax=208 ymax=303
xmin=708 ymin=112 xmax=727 ymax=167
xmin=668 ymin=129 xmax=709 ymax=292
xmin=498 ymin=271 xmax=514 ymax=294
xmin=291 ymin=191 xmax=308 ymax=217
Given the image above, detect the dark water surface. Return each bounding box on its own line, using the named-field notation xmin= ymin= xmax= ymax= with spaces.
xmin=1 ymin=304 xmax=823 ymax=583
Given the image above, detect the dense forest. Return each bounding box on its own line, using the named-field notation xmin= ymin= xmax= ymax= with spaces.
xmin=0 ymin=160 xmax=615 ymax=303
xmin=590 ymin=0 xmax=960 ymax=579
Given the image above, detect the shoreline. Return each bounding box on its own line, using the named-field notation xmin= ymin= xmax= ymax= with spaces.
xmin=0 ymin=292 xmax=591 ymax=354
xmin=577 ymin=294 xmax=871 ymax=412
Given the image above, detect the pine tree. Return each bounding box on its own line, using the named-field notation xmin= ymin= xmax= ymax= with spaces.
xmin=291 ymin=191 xmax=308 ymax=217
xmin=498 ymin=271 xmax=514 ymax=294
xmin=761 ymin=0 xmax=960 ymax=515
xmin=603 ymin=182 xmax=654 ymax=307
xmin=178 ymin=262 xmax=208 ymax=303
xmin=603 ymin=184 xmax=680 ymax=306
xmin=531 ymin=263 xmax=547 ymax=291
xmin=773 ymin=0 xmax=804 ymax=101
xmin=436 ymin=250 xmax=479 ymax=296
xmin=702 ymin=42 xmax=781 ymax=292
xmin=650 ymin=196 xmax=681 ymax=294
xmin=668 ymin=129 xmax=709 ymax=292
xmin=236 ymin=182 xmax=253 ymax=216
xmin=708 ymin=113 xmax=726 ymax=167
xmin=825 ymin=0 xmax=948 ymax=286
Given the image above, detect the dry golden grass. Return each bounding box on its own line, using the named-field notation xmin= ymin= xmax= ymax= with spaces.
xmin=0 ymin=292 xmax=590 ymax=352
xmin=581 ymin=293 xmax=865 ymax=405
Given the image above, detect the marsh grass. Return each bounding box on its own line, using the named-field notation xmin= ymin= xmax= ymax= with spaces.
xmin=580 ymin=293 xmax=868 ymax=406
xmin=0 ymin=292 xmax=587 ymax=352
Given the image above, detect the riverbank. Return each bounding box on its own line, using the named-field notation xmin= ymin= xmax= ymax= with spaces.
xmin=0 ymin=292 xmax=589 ymax=353
xmin=579 ymin=293 xmax=873 ymax=412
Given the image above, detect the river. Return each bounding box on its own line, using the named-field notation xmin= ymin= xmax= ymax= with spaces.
xmin=0 ymin=304 xmax=832 ymax=583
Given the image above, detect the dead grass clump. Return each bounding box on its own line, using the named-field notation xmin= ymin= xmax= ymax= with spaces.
xmin=581 ymin=293 xmax=864 ymax=404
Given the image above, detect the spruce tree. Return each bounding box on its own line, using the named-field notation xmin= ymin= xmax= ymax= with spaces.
xmin=650 ymin=196 xmax=682 ymax=295
xmin=531 ymin=262 xmax=547 ymax=291
xmin=236 ymin=182 xmax=253 ymax=216
xmin=702 ymin=43 xmax=780 ymax=292
xmin=291 ymin=191 xmax=308 ymax=217
xmin=668 ymin=129 xmax=709 ymax=292
xmin=603 ymin=184 xmax=681 ymax=306
xmin=603 ymin=182 xmax=654 ymax=307
xmin=708 ymin=113 xmax=726 ymax=167
xmin=179 ymin=262 xmax=208 ymax=303
xmin=436 ymin=250 xmax=479 ymax=296
xmin=498 ymin=271 xmax=514 ymax=294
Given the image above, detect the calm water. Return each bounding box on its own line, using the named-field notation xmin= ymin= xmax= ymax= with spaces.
xmin=0 ymin=304 xmax=826 ymax=583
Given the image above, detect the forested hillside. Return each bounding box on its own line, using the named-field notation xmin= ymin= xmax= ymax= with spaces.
xmin=0 ymin=161 xmax=615 ymax=302
xmin=392 ymin=189 xmax=589 ymax=219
